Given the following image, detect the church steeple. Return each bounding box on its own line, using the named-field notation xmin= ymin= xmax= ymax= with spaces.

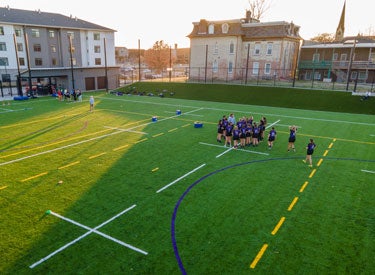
xmin=335 ymin=1 xmax=346 ymax=41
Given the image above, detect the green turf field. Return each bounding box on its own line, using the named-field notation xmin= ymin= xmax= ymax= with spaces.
xmin=0 ymin=91 xmax=374 ymax=274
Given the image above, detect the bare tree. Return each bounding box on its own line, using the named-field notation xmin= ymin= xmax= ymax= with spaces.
xmin=144 ymin=40 xmax=175 ymax=73
xmin=310 ymin=33 xmax=336 ymax=43
xmin=247 ymin=0 xmax=272 ymax=20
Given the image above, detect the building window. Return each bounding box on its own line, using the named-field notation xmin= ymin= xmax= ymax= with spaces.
xmin=32 ymin=29 xmax=40 ymax=38
xmin=15 ymin=28 xmax=22 ymax=37
xmin=17 ymin=43 xmax=23 ymax=51
xmin=94 ymin=45 xmax=101 ymax=53
xmin=228 ymin=61 xmax=233 ymax=74
xmin=95 ymin=58 xmax=101 ymax=65
xmin=35 ymin=58 xmax=43 ymax=66
xmin=332 ymin=53 xmax=338 ymax=61
xmin=0 ymin=57 xmax=9 ymax=66
xmin=213 ymin=60 xmax=218 ymax=73
xmin=19 ymin=57 xmax=25 ymax=66
xmin=254 ymin=43 xmax=261 ymax=55
xmin=0 ymin=27 xmax=4 ymax=35
xmin=229 ymin=42 xmax=234 ymax=54
xmin=252 ymin=62 xmax=259 ymax=74
xmin=266 ymin=43 xmax=273 ymax=55
xmin=67 ymin=31 xmax=74 ymax=39
xmin=313 ymin=53 xmax=320 ymax=62
xmin=49 ymin=30 xmax=55 ymax=38
xmin=208 ymin=24 xmax=214 ymax=34
xmin=214 ymin=42 xmax=218 ymax=54
xmin=357 ymin=71 xmax=367 ymax=80
xmin=50 ymin=45 xmax=57 ymax=53
xmin=0 ymin=42 xmax=6 ymax=51
xmin=33 ymin=44 xmax=41 ymax=52
xmin=93 ymin=33 xmax=100 ymax=40
xmin=52 ymin=58 xmax=57 ymax=66
xmin=264 ymin=63 xmax=271 ymax=74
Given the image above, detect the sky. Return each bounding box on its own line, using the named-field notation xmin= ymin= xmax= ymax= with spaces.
xmin=1 ymin=0 xmax=374 ymax=49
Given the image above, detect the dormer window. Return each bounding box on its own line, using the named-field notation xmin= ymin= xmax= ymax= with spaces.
xmin=208 ymin=24 xmax=214 ymax=34
xmin=222 ymin=23 xmax=229 ymax=34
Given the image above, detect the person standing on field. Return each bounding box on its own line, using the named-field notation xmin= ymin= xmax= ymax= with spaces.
xmin=89 ymin=95 xmax=94 ymax=111
xmin=303 ymin=138 xmax=317 ymax=167
xmin=287 ymin=126 xmax=297 ymax=152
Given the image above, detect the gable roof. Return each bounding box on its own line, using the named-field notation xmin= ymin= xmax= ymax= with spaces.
xmin=0 ymin=7 xmax=115 ymax=32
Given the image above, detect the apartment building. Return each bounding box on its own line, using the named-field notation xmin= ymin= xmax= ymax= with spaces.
xmin=0 ymin=6 xmax=118 ymax=94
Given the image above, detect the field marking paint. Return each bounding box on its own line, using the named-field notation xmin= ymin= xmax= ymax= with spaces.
xmin=29 ymin=205 xmax=146 ymax=269
xmin=0 ymin=186 xmax=8 ymax=190
xmin=216 ymin=147 xmax=233 ymax=158
xmin=134 ymin=138 xmax=148 ymax=144
xmin=88 ymin=152 xmax=107 ymax=159
xmin=152 ymin=133 xmax=164 ymax=138
xmin=157 ymin=163 xmax=206 ymax=193
xmin=152 ymin=167 xmax=159 ymax=172
xmin=323 ymin=150 xmax=329 ymax=157
xmin=361 ymin=169 xmax=375 ymax=174
xmin=308 ymin=169 xmax=317 ymax=178
xmin=288 ymin=197 xmax=299 ymax=211
xmin=250 ymin=243 xmax=268 ymax=269
xmin=266 ymin=119 xmax=281 ymax=129
xmin=328 ymin=143 xmax=334 ymax=149
xmin=168 ymin=128 xmax=178 ymax=132
xmin=58 ymin=161 xmax=80 ymax=170
xmin=164 ymin=111 xmax=203 ymax=117
xmin=271 ymin=217 xmax=286 ymax=235
xmin=113 ymin=144 xmax=129 ymax=151
xmin=276 ymin=123 xmax=302 ymax=129
xmin=199 ymin=142 xmax=269 ymax=156
xmin=317 ymin=158 xmax=323 ymax=167
xmin=299 ymin=181 xmax=309 ymax=193
xmin=21 ymin=172 xmax=48 ymax=182
xmin=182 ymin=124 xmax=191 ymax=128
xmin=104 ymin=126 xmax=147 ymax=135
xmin=1 ymin=109 xmax=202 ymax=167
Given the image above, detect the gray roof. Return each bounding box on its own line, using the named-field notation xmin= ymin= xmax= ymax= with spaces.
xmin=0 ymin=7 xmax=115 ymax=32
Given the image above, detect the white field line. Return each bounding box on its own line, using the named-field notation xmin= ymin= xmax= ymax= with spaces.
xmin=361 ymin=169 xmax=375 ymax=174
xmin=164 ymin=111 xmax=203 ymax=117
xmin=156 ymin=163 xmax=206 ymax=193
xmin=29 ymin=205 xmax=145 ymax=269
xmin=265 ymin=119 xmax=280 ymax=129
xmin=199 ymin=142 xmax=269 ymax=156
xmin=101 ymin=97 xmax=375 ymax=126
xmin=104 ymin=126 xmax=147 ymax=135
xmin=276 ymin=123 xmax=302 ymax=129
xmin=216 ymin=147 xmax=233 ymax=158
xmin=1 ymin=108 xmax=204 ymax=167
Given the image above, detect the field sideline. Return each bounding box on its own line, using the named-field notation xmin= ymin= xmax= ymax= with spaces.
xmin=0 ymin=92 xmax=374 ymax=274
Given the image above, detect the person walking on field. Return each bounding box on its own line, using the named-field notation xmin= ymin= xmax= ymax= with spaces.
xmin=303 ymin=138 xmax=317 ymax=167
xmin=89 ymin=96 xmax=94 ymax=111
xmin=287 ymin=125 xmax=297 ymax=152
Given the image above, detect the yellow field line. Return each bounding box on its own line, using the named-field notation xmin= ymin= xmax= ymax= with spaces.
xmin=288 ymin=197 xmax=299 ymax=211
xmin=0 ymin=186 xmax=8 ymax=190
xmin=250 ymin=244 xmax=268 ymax=269
xmin=21 ymin=172 xmax=48 ymax=182
xmin=152 ymin=133 xmax=164 ymax=138
xmin=323 ymin=150 xmax=329 ymax=157
xmin=317 ymin=158 xmax=323 ymax=167
xmin=113 ymin=144 xmax=129 ymax=151
xmin=299 ymin=181 xmax=309 ymax=193
xmin=271 ymin=217 xmax=286 ymax=235
xmin=309 ymin=169 xmax=317 ymax=178
xmin=168 ymin=128 xmax=178 ymax=132
xmin=58 ymin=161 xmax=80 ymax=170
xmin=152 ymin=167 xmax=159 ymax=172
xmin=88 ymin=152 xmax=107 ymax=159
xmin=328 ymin=143 xmax=334 ymax=149
xmin=134 ymin=138 xmax=148 ymax=144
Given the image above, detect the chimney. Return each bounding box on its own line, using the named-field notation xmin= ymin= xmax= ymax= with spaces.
xmin=246 ymin=10 xmax=251 ymax=23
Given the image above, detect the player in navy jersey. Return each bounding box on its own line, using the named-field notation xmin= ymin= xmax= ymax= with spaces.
xmin=252 ymin=123 xmax=260 ymax=147
xmin=287 ymin=125 xmax=297 ymax=152
xmin=225 ymin=122 xmax=234 ymax=147
xmin=239 ymin=124 xmax=247 ymax=148
xmin=245 ymin=123 xmax=252 ymax=146
xmin=303 ymin=139 xmax=317 ymax=167
xmin=216 ymin=119 xmax=225 ymax=142
xmin=267 ymin=127 xmax=277 ymax=149
xmin=232 ymin=126 xmax=241 ymax=149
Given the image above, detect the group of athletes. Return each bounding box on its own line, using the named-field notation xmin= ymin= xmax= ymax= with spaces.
xmin=216 ymin=114 xmax=317 ymax=167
